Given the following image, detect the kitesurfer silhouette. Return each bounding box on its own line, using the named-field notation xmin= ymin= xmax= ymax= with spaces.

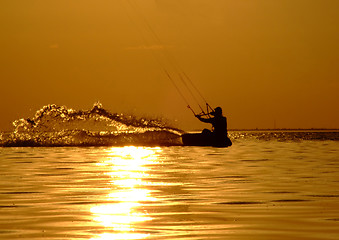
xmin=195 ymin=107 xmax=231 ymax=147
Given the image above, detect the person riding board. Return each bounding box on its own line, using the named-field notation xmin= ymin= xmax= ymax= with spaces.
xmin=195 ymin=107 xmax=231 ymax=146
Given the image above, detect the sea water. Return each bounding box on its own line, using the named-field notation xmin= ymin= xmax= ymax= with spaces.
xmin=1 ymin=132 xmax=339 ymax=240
xmin=0 ymin=104 xmax=339 ymax=239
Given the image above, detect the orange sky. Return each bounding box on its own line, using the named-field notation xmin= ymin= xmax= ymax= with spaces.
xmin=1 ymin=0 xmax=338 ymax=131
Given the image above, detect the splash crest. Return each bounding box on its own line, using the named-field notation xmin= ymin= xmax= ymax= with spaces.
xmin=1 ymin=103 xmax=183 ymax=147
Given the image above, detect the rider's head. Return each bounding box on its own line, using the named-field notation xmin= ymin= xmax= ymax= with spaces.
xmin=212 ymin=107 xmax=222 ymax=116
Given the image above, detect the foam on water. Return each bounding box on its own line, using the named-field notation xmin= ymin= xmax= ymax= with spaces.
xmin=0 ymin=103 xmax=183 ymax=147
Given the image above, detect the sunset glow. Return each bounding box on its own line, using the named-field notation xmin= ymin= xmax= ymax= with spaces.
xmin=1 ymin=0 xmax=338 ymax=130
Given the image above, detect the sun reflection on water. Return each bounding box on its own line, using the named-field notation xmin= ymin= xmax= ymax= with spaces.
xmin=90 ymin=146 xmax=161 ymax=240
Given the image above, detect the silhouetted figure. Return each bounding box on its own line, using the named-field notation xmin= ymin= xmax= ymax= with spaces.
xmin=196 ymin=107 xmax=231 ymax=147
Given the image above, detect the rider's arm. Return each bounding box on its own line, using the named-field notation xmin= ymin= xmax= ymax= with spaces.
xmin=196 ymin=115 xmax=213 ymax=123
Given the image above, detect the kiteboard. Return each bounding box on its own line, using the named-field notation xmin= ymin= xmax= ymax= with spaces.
xmin=181 ymin=132 xmax=232 ymax=147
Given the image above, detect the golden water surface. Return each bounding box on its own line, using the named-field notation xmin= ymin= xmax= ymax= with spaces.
xmin=1 ymin=141 xmax=339 ymax=239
